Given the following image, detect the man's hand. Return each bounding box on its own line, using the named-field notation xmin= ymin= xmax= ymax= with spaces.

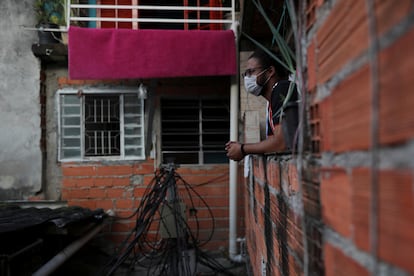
xmin=225 ymin=141 xmax=245 ymax=161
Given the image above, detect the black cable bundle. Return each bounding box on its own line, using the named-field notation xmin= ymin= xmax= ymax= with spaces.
xmin=100 ymin=163 xmax=236 ymax=276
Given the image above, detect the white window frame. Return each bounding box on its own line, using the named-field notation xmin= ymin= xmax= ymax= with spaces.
xmin=57 ymin=87 xmax=145 ymax=162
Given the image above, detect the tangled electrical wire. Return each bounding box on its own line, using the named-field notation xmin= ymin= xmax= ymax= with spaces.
xmin=100 ymin=163 xmax=236 ymax=276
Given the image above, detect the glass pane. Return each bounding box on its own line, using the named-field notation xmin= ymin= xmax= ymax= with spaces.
xmin=124 ymin=94 xmax=139 ymax=103
xmin=125 ymin=147 xmax=142 ymax=156
xmin=63 ymin=106 xmax=81 ymax=115
xmin=62 ymin=149 xmax=81 ymax=158
xmin=63 ymin=95 xmax=80 ymax=104
xmin=62 ymin=127 xmax=81 ymax=136
xmin=62 ymin=138 xmax=81 ymax=147
xmin=125 ymin=137 xmax=142 ymax=145
xmin=124 ymin=116 xmax=140 ymax=124
xmin=124 ymin=105 xmax=141 ymax=114
xmin=125 ymin=127 xmax=141 ymax=135
xmin=204 ymin=152 xmax=228 ymax=164
xmin=63 ymin=117 xmax=81 ymax=126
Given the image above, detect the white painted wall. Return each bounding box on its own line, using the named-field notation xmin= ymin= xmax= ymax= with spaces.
xmin=0 ymin=0 xmax=42 ymax=199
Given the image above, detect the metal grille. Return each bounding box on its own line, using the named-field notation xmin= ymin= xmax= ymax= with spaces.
xmin=84 ymin=95 xmax=120 ymax=156
xmin=161 ymin=98 xmax=229 ymax=164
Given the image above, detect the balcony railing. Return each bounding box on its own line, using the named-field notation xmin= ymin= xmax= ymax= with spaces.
xmin=66 ymin=1 xmax=237 ymax=31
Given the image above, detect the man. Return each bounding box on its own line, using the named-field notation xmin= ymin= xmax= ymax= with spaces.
xmin=225 ymin=48 xmax=298 ymax=161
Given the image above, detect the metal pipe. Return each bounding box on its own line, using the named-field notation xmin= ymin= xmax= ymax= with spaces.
xmin=70 ymin=4 xmax=232 ymax=12
xmin=69 ymin=16 xmax=232 ymax=24
xmin=32 ymin=223 xmax=104 ymax=276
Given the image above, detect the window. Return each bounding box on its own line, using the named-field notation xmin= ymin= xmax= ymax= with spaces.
xmin=161 ymin=97 xmax=230 ymax=165
xmin=58 ymin=88 xmax=145 ymax=161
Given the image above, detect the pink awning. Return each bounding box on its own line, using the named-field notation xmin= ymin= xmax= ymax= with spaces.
xmin=68 ymin=27 xmax=237 ymax=79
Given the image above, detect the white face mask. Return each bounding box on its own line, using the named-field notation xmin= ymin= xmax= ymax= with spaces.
xmin=244 ymin=69 xmax=270 ymax=96
xmin=244 ymin=75 xmax=263 ymax=96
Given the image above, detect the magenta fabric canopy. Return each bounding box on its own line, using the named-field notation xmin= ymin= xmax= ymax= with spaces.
xmin=68 ymin=27 xmax=237 ymax=79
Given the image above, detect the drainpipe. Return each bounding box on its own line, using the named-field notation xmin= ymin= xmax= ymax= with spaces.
xmin=32 ymin=223 xmax=104 ymax=276
xmin=229 ymin=15 xmax=244 ymax=262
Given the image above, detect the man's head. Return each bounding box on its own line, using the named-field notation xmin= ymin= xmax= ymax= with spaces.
xmin=248 ymin=48 xmax=289 ymax=80
xmin=243 ymin=48 xmax=289 ymax=98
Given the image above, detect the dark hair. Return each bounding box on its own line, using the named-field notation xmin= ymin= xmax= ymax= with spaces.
xmin=249 ymin=48 xmax=289 ymax=80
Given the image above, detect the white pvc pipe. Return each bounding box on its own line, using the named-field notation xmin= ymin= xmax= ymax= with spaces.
xmin=228 ymin=17 xmax=244 ymax=263
xmin=32 ymin=223 xmax=104 ymax=276
xmin=229 ymin=76 xmax=239 ymax=261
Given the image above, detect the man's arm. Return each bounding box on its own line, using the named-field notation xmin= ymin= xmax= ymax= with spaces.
xmin=226 ymin=125 xmax=286 ymax=161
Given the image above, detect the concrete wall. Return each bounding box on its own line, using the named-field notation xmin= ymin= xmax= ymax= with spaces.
xmin=0 ymin=0 xmax=42 ymax=199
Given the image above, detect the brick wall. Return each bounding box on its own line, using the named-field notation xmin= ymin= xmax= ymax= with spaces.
xmin=245 ymin=155 xmax=323 ymax=275
xmin=245 ymin=0 xmax=414 ymax=275
xmin=61 ymin=160 xmax=237 ymax=251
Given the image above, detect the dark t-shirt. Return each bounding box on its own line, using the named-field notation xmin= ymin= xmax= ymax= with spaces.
xmin=267 ymin=80 xmax=298 ymax=136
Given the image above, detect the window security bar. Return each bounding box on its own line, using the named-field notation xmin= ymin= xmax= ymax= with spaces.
xmin=67 ymin=2 xmax=237 ymax=31
xmin=26 ymin=1 xmax=237 ymax=33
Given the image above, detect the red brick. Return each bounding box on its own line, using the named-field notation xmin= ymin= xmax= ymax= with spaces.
xmin=57 ymin=76 xmax=68 ymax=85
xmin=115 ymin=210 xmax=135 ymax=218
xmin=320 ymin=167 xmax=352 ymax=237
xmin=62 ymin=165 xmax=97 ymax=177
xmin=107 ymin=188 xmax=125 ymax=198
xmin=352 ymin=168 xmax=414 ymax=273
xmin=198 ymin=208 xmax=228 ymax=219
xmin=379 ymin=27 xmax=414 ymax=146
xmin=184 ymin=198 xmax=229 ymax=212
xmin=288 ymin=252 xmax=303 ymax=276
xmin=68 ymin=189 xmax=90 ymax=199
xmin=375 ymin=0 xmax=413 ymax=36
xmin=288 ymin=162 xmax=299 ymax=194
xmin=143 ymin=175 xmax=155 ymax=186
xmin=324 ymin=66 xmax=372 ymax=152
xmin=112 ymin=177 xmax=131 ymax=186
xmin=133 ymin=187 xmax=149 ymax=198
xmin=189 ymin=184 xmax=229 ymax=197
xmin=96 ymin=165 xmax=133 ymax=176
xmin=255 ymin=183 xmax=265 ymax=207
xmin=351 ymin=168 xmax=371 ymax=252
xmin=177 ymin=165 xmax=229 ymax=175
xmin=378 ymin=170 xmax=414 ymax=273
xmin=76 ymin=178 xmax=95 ymax=187
xmin=94 ymin=178 xmax=114 ymax=187
xmin=133 ymin=162 xmax=156 ymax=174
xmin=324 ymin=243 xmax=369 ymax=276
xmin=62 ymin=178 xmax=77 ymax=188
xmin=96 ymin=199 xmax=114 ymax=211
xmin=69 ymin=200 xmax=97 ymax=210
xmin=61 ymin=188 xmax=70 ymax=200
xmin=89 ymin=188 xmax=106 ymax=198
xmin=317 ymin=0 xmax=368 ymax=83
xmin=319 ymin=97 xmax=332 ymax=152
xmin=115 ymin=199 xmax=134 ymax=209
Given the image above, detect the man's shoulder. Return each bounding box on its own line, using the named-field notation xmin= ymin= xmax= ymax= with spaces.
xmin=277 ymin=80 xmax=292 ymax=88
